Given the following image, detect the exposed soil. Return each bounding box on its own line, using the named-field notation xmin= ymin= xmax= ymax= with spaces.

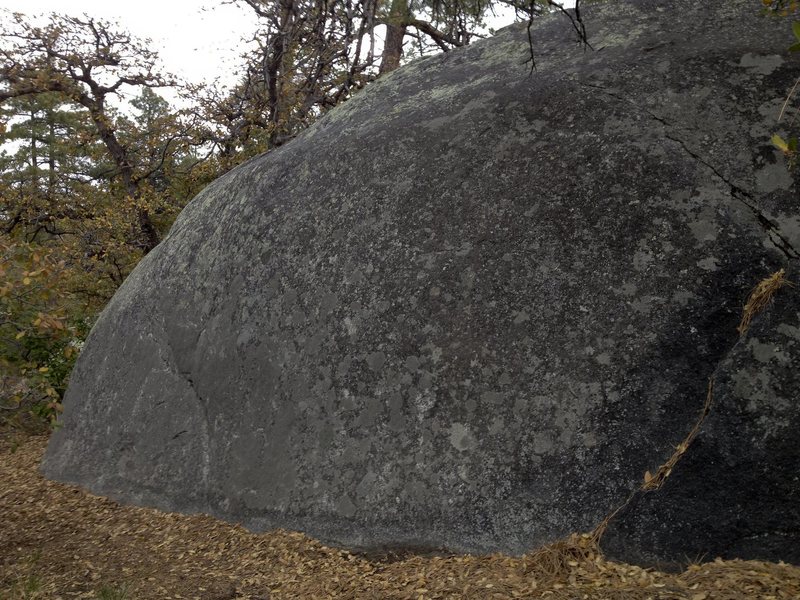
xmin=2 ymin=434 xmax=799 ymax=599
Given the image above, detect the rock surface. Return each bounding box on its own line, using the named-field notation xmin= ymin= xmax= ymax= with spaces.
xmin=43 ymin=0 xmax=800 ymax=567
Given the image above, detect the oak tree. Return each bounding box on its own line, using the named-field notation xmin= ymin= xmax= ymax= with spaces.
xmin=0 ymin=12 xmax=180 ymax=251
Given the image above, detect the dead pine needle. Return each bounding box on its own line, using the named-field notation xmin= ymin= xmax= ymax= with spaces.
xmin=737 ymin=268 xmax=791 ymax=335
xmin=589 ymin=269 xmax=791 ymax=555
xmin=589 ymin=378 xmax=715 ymax=545
xmin=522 ymin=533 xmax=600 ymax=581
xmin=641 ymin=378 xmax=714 ymax=492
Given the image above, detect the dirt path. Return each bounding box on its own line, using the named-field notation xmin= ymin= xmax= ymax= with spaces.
xmin=2 ymin=435 xmax=799 ymax=599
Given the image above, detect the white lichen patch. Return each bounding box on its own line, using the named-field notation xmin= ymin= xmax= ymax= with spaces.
xmin=739 ymin=53 xmax=784 ymax=76
xmin=448 ymin=422 xmax=477 ymax=452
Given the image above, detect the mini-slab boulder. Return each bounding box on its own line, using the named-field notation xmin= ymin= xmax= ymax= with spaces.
xmin=43 ymin=0 xmax=800 ymax=568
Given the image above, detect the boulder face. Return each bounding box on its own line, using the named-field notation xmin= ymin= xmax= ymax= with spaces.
xmin=43 ymin=0 xmax=800 ymax=567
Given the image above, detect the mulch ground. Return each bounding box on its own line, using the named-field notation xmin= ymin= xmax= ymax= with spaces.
xmin=1 ymin=434 xmax=799 ymax=599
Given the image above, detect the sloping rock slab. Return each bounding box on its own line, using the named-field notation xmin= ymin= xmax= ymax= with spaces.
xmin=43 ymin=0 xmax=800 ymax=567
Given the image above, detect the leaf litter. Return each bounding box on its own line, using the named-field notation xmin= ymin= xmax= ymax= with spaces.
xmin=1 ymin=435 xmax=798 ymax=599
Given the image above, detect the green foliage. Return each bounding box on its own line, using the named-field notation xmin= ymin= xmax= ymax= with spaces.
xmin=790 ymin=20 xmax=800 ymax=50
xmin=96 ymin=584 xmax=130 ymax=600
xmin=0 ymin=16 xmax=213 ymax=433
xmin=6 ymin=551 xmax=46 ymax=599
xmin=763 ymin=0 xmax=800 ymax=15
xmin=771 ymin=132 xmax=798 ymax=167
xmin=0 ymin=237 xmax=87 ymax=431
xmin=768 ymin=8 xmax=800 ymax=167
xmin=8 ymin=573 xmax=43 ymax=599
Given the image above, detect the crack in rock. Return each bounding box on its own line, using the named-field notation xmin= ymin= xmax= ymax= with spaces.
xmin=661 ymin=131 xmax=799 ymax=261
xmin=578 ymin=80 xmax=799 ymax=260
xmin=159 ymin=333 xmax=212 ymax=505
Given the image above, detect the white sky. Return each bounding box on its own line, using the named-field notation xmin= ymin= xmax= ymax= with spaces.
xmin=2 ymin=1 xmax=260 ymax=88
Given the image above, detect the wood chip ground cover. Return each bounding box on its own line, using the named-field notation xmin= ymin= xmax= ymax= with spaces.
xmin=1 ymin=435 xmax=798 ymax=599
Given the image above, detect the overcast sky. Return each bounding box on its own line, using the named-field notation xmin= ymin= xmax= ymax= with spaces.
xmin=2 ymin=1 xmax=259 ymax=87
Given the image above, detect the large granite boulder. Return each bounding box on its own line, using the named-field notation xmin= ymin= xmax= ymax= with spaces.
xmin=43 ymin=0 xmax=800 ymax=567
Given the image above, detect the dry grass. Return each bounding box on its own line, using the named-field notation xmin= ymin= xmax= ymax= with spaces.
xmin=639 ymin=378 xmax=713 ymax=493
xmin=737 ymin=268 xmax=791 ymax=335
xmin=589 ymin=378 xmax=715 ymax=544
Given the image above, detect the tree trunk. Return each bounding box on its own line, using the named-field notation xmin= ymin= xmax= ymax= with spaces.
xmin=29 ymin=106 xmax=40 ymax=195
xmin=379 ymin=0 xmax=410 ymax=74
xmin=82 ymin=95 xmax=161 ymax=252
xmin=136 ymin=207 xmax=161 ymax=252
xmin=266 ymin=0 xmax=296 ymax=146
xmin=47 ymin=106 xmax=56 ymax=201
